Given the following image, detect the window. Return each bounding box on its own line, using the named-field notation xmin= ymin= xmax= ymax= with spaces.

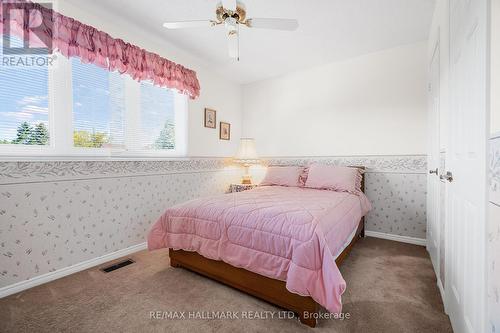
xmin=0 ymin=36 xmax=50 ymax=147
xmin=0 ymin=50 xmax=187 ymax=158
xmin=72 ymin=58 xmax=125 ymax=149
xmin=139 ymin=82 xmax=176 ymax=151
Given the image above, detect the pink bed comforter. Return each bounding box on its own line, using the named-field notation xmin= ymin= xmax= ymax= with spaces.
xmin=148 ymin=186 xmax=372 ymax=313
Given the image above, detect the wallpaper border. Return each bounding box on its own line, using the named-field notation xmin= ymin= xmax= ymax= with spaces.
xmin=261 ymin=155 xmax=427 ymax=174
xmin=0 ymin=159 xmax=233 ymax=185
xmin=0 ymin=155 xmax=427 ymax=185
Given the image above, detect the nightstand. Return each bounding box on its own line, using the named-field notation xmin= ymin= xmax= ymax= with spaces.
xmin=227 ymin=183 xmax=258 ymax=193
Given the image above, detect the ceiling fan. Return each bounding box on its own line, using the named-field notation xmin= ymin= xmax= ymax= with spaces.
xmin=162 ymin=0 xmax=299 ymax=61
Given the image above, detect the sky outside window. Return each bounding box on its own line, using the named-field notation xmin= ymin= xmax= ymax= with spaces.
xmin=0 ymin=36 xmax=49 ymax=145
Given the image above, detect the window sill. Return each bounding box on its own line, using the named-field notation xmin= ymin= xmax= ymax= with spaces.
xmin=0 ymin=152 xmax=228 ymax=163
xmin=0 ymin=145 xmax=200 ymax=161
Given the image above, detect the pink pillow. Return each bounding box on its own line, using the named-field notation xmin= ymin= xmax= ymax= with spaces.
xmin=260 ymin=166 xmax=303 ymax=187
xmin=304 ymin=164 xmax=363 ymax=194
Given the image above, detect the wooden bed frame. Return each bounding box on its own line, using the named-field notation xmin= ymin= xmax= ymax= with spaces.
xmin=169 ymin=167 xmax=366 ymax=328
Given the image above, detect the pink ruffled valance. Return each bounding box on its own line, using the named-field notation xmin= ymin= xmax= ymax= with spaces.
xmin=0 ymin=0 xmax=200 ymax=99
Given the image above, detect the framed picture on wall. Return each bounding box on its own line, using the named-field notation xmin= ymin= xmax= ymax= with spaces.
xmin=204 ymin=108 xmax=217 ymax=128
xmin=219 ymin=122 xmax=231 ymax=140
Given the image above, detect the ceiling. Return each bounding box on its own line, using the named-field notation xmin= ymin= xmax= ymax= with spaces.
xmin=79 ymin=0 xmax=436 ymax=84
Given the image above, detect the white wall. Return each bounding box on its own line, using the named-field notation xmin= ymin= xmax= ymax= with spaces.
xmin=59 ymin=1 xmax=242 ymax=158
xmin=242 ymin=42 xmax=428 ymax=157
xmin=492 ymin=0 xmax=500 ymax=136
xmin=428 ymin=0 xmax=450 ymax=151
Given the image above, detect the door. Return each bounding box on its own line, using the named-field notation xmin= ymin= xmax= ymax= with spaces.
xmin=447 ymin=0 xmax=488 ymax=332
xmin=439 ymin=150 xmax=447 ymax=295
xmin=427 ymin=41 xmax=441 ymax=282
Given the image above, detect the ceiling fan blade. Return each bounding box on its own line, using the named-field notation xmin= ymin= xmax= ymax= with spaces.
xmin=163 ymin=20 xmax=215 ymax=29
xmin=246 ymin=18 xmax=299 ymax=31
xmin=236 ymin=0 xmax=246 ymax=11
xmin=228 ymin=31 xmax=239 ymax=61
xmin=221 ymin=0 xmax=237 ymax=10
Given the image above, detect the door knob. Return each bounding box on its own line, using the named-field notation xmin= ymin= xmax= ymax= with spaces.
xmin=429 ymin=168 xmax=438 ymax=175
xmin=440 ymin=171 xmax=453 ymax=182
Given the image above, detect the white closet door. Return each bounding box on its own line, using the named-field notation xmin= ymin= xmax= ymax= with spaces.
xmin=447 ymin=0 xmax=488 ymax=332
xmin=427 ymin=41 xmax=441 ymax=281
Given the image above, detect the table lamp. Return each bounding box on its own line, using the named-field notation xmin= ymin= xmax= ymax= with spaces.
xmin=234 ymin=138 xmax=259 ymax=184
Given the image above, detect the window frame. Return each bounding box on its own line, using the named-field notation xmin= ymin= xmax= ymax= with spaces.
xmin=0 ymin=54 xmax=188 ymax=160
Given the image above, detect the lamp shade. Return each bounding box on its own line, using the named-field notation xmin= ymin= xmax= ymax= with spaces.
xmin=234 ymin=138 xmax=259 ymax=163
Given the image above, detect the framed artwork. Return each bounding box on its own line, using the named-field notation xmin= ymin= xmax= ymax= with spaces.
xmin=219 ymin=122 xmax=231 ymax=140
xmin=204 ymin=108 xmax=217 ymax=128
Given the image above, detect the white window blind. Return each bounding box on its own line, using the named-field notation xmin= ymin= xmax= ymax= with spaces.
xmin=71 ymin=58 xmax=125 ymax=149
xmin=0 ymin=36 xmax=50 ymax=146
xmin=139 ymin=82 xmax=176 ymax=150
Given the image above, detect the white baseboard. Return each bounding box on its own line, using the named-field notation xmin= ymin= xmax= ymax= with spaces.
xmin=0 ymin=242 xmax=147 ymax=299
xmin=437 ymin=277 xmax=447 ymax=310
xmin=365 ymin=231 xmax=426 ymax=246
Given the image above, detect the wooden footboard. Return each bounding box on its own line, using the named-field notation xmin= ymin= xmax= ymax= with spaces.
xmin=169 ymin=217 xmax=365 ymax=328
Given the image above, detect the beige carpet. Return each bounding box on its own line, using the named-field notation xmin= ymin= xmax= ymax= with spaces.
xmin=0 ymin=237 xmax=452 ymax=333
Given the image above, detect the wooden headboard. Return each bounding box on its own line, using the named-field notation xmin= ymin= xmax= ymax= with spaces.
xmin=350 ymin=165 xmax=366 ymax=193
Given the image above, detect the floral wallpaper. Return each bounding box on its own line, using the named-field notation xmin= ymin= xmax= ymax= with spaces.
xmin=363 ymin=172 xmax=426 ymax=239
xmin=488 ymin=136 xmax=500 ymax=333
xmin=0 ymin=155 xmax=426 ymax=289
xmin=0 ymin=163 xmax=241 ymax=288
xmin=491 ymin=136 xmax=500 ymax=204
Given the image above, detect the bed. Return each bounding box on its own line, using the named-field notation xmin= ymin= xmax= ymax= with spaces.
xmin=148 ymin=167 xmax=371 ymax=327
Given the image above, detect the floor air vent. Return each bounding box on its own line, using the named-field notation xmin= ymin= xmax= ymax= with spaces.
xmin=101 ymin=259 xmax=135 ymax=273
